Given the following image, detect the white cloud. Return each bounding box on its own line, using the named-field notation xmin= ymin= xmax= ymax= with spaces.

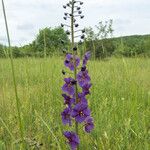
xmin=0 ymin=0 xmax=150 ymax=46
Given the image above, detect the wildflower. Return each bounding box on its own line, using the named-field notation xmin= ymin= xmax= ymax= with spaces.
xmin=64 ymin=131 xmax=80 ymax=150
xmin=64 ymin=54 xmax=80 ymax=71
xmin=83 ymin=51 xmax=91 ymax=66
xmin=62 ymin=94 xmax=75 ymax=107
xmin=62 ymin=78 xmax=75 ymax=96
xmin=61 ymin=1 xmax=94 ymax=149
xmin=82 ymin=83 xmax=92 ymax=95
xmin=61 ymin=107 xmax=72 ymax=126
xmin=77 ymin=70 xmax=91 ymax=87
xmin=71 ymin=103 xmax=91 ymax=123
xmin=77 ymin=93 xmax=87 ymax=104
xmin=84 ymin=116 xmax=94 ymax=133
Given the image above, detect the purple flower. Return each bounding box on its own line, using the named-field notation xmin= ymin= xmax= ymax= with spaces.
xmin=62 ymin=78 xmax=75 ymax=96
xmin=83 ymin=51 xmax=91 ymax=66
xmin=64 ymin=131 xmax=80 ymax=150
xmin=77 ymin=93 xmax=87 ymax=104
xmin=82 ymin=83 xmax=92 ymax=95
xmin=77 ymin=70 xmax=91 ymax=87
xmin=65 ymin=54 xmax=80 ymax=71
xmin=62 ymin=94 xmax=75 ymax=108
xmin=71 ymin=103 xmax=91 ymax=123
xmin=61 ymin=107 xmax=72 ymax=126
xmin=84 ymin=116 xmax=94 ymax=133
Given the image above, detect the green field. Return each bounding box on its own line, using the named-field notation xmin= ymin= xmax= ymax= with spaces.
xmin=0 ymin=57 xmax=150 ymax=150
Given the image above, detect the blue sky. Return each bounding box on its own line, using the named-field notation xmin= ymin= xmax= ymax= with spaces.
xmin=0 ymin=0 xmax=150 ymax=46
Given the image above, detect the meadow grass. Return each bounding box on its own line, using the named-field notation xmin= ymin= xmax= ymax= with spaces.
xmin=0 ymin=57 xmax=150 ymax=150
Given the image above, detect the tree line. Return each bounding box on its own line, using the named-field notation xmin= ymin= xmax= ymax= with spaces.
xmin=0 ymin=21 xmax=150 ymax=58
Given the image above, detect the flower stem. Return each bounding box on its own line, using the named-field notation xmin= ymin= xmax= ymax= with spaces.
xmin=71 ymin=0 xmax=79 ymax=149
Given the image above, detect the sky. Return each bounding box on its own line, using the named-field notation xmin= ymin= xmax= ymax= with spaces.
xmin=0 ymin=0 xmax=150 ymax=46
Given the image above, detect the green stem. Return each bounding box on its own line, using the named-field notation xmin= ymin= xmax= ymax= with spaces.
xmin=71 ymin=0 xmax=79 ymax=149
xmin=1 ymin=0 xmax=25 ymax=149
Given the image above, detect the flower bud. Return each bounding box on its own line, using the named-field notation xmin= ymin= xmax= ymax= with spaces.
xmin=65 ymin=60 xmax=69 ymax=64
xmin=71 ymin=80 xmax=77 ymax=85
xmin=66 ymin=30 xmax=70 ymax=35
xmin=64 ymin=17 xmax=67 ymax=20
xmin=80 ymin=2 xmax=84 ymax=5
xmin=63 ymin=5 xmax=66 ymax=9
xmin=62 ymin=49 xmax=67 ymax=53
xmin=75 ymin=24 xmax=79 ymax=27
xmin=62 ymin=70 xmax=66 ymax=75
xmin=81 ymin=34 xmax=85 ymax=39
xmin=80 ymin=15 xmax=84 ymax=19
xmin=73 ymin=46 xmax=77 ymax=51
xmin=77 ymin=7 xmax=81 ymax=10
xmin=81 ymin=66 xmax=86 ymax=71
xmin=78 ymin=40 xmax=82 ymax=45
xmin=64 ymin=13 xmax=68 ymax=16
xmin=78 ymin=11 xmax=82 ymax=14
xmin=61 ymin=23 xmax=64 ymax=27
xmin=82 ymin=29 xmax=85 ymax=33
xmin=61 ymin=40 xmax=65 ymax=44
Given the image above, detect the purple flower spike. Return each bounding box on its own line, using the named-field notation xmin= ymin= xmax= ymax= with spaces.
xmin=82 ymin=83 xmax=92 ymax=95
xmin=61 ymin=107 xmax=72 ymax=126
xmin=84 ymin=116 xmax=94 ymax=133
xmin=65 ymin=54 xmax=80 ymax=71
xmin=62 ymin=94 xmax=75 ymax=108
xmin=77 ymin=70 xmax=91 ymax=87
xmin=62 ymin=78 xmax=75 ymax=96
xmin=64 ymin=131 xmax=80 ymax=150
xmin=83 ymin=51 xmax=91 ymax=66
xmin=71 ymin=103 xmax=91 ymax=123
xmin=61 ymin=2 xmax=94 ymax=149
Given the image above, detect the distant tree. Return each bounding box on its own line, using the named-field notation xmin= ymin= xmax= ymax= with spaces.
xmin=96 ymin=19 xmax=114 ymax=58
xmin=85 ymin=27 xmax=97 ymax=59
xmin=32 ymin=27 xmax=69 ymax=56
xmin=85 ymin=27 xmax=96 ymax=41
xmin=0 ymin=44 xmax=4 ymax=57
xmin=0 ymin=44 xmax=8 ymax=58
xmin=143 ymin=38 xmax=150 ymax=56
xmin=84 ymin=20 xmax=114 ymax=59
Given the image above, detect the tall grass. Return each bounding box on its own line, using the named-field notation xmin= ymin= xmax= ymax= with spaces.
xmin=1 ymin=0 xmax=25 ymax=149
xmin=0 ymin=57 xmax=149 ymax=149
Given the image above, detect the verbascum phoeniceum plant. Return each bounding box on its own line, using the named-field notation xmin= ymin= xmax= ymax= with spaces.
xmin=61 ymin=0 xmax=94 ymax=149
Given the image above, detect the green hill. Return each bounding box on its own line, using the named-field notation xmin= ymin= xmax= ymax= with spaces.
xmin=1 ymin=33 xmax=150 ymax=58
